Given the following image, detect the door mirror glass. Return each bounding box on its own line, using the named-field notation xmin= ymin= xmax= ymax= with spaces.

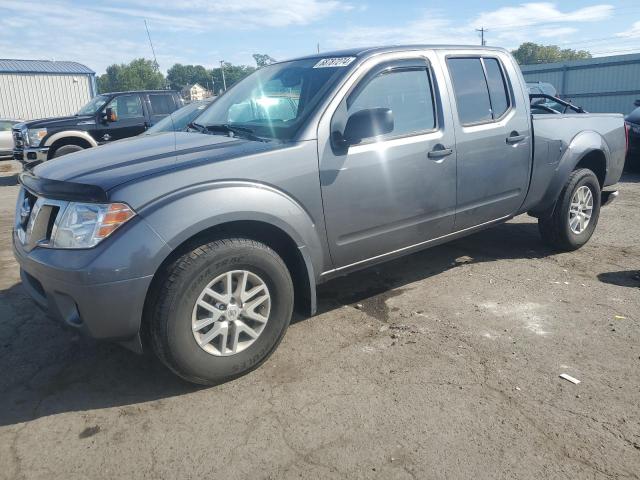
xmin=105 ymin=107 xmax=118 ymax=122
xmin=341 ymin=108 xmax=394 ymax=145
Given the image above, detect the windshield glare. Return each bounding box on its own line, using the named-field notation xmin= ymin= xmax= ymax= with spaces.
xmin=196 ymin=58 xmax=349 ymax=140
xmin=77 ymin=95 xmax=109 ymax=115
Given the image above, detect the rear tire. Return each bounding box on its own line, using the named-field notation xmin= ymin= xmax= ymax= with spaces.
xmin=52 ymin=144 xmax=84 ymax=158
xmin=538 ymin=168 xmax=601 ymax=251
xmin=149 ymin=238 xmax=294 ymax=385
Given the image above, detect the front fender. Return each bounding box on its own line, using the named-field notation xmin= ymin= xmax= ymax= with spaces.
xmin=529 ymin=130 xmax=609 ymax=215
xmin=44 ymin=130 xmax=98 ymax=148
xmin=137 ymin=180 xmax=326 ymax=287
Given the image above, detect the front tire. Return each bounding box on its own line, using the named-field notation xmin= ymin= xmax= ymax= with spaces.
xmin=149 ymin=238 xmax=294 ymax=385
xmin=52 ymin=144 xmax=85 ymax=158
xmin=538 ymin=168 xmax=601 ymax=251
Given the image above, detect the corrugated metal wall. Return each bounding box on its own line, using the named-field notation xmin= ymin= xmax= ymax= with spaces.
xmin=521 ymin=53 xmax=640 ymax=115
xmin=0 ymin=73 xmax=94 ymax=120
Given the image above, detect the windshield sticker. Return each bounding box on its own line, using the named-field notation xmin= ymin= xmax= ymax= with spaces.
xmin=313 ymin=57 xmax=356 ymax=68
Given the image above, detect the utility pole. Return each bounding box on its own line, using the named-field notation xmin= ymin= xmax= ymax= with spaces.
xmin=317 ymin=42 xmax=320 ymax=54
xmin=476 ymin=27 xmax=488 ymax=46
xmin=220 ymin=60 xmax=227 ymax=92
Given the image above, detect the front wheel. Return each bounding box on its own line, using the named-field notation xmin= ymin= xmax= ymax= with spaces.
xmin=538 ymin=168 xmax=601 ymax=251
xmin=52 ymin=144 xmax=85 ymax=158
xmin=149 ymin=238 xmax=294 ymax=385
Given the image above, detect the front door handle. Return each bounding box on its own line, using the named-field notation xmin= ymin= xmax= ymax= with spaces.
xmin=506 ymin=132 xmax=525 ymax=144
xmin=428 ymin=146 xmax=454 ymax=159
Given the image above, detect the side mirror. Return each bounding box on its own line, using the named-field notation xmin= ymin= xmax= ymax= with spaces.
xmin=634 ymin=99 xmax=640 ymax=107
xmin=338 ymin=108 xmax=394 ymax=147
xmin=104 ymin=107 xmax=117 ymax=122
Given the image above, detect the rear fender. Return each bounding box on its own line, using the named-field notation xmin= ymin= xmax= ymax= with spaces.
xmin=529 ymin=131 xmax=609 ymax=216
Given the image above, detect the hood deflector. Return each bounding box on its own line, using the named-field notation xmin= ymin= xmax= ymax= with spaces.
xmin=19 ymin=173 xmax=108 ymax=203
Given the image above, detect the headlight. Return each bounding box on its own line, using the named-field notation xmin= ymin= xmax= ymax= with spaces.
xmin=26 ymin=128 xmax=47 ymax=146
xmin=51 ymin=202 xmax=135 ymax=249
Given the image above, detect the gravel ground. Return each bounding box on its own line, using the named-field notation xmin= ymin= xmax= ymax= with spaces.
xmin=0 ymin=160 xmax=639 ymax=479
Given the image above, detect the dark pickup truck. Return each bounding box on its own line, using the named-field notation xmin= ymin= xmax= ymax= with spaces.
xmin=14 ymin=45 xmax=626 ymax=385
xmin=12 ymin=90 xmax=182 ymax=167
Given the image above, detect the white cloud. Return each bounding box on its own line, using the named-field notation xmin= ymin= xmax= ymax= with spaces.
xmin=616 ymin=21 xmax=640 ymax=38
xmin=471 ymin=3 xmax=613 ymax=30
xmin=97 ymin=0 xmax=353 ymax=30
xmin=538 ymin=27 xmax=578 ymax=38
xmin=327 ymin=11 xmax=477 ymax=49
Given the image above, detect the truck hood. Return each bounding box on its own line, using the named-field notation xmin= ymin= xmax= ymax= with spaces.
xmin=19 ymin=115 xmax=95 ymax=129
xmin=33 ymin=132 xmax=281 ymax=192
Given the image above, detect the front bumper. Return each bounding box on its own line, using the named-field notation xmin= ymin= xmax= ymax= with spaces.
xmin=14 ymin=147 xmax=49 ymax=168
xmin=12 ymin=215 xmax=172 ymax=353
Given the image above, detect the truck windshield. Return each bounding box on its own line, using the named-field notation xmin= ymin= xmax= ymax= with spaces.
xmin=195 ymin=57 xmax=351 ymax=141
xmin=77 ymin=95 xmax=109 ymax=116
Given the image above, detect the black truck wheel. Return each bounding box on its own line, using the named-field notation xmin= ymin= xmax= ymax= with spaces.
xmin=538 ymin=168 xmax=601 ymax=251
xmin=149 ymin=238 xmax=294 ymax=385
xmin=52 ymin=144 xmax=85 ymax=158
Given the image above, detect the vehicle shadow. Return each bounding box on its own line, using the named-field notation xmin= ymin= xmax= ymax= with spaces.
xmin=312 ymin=221 xmax=552 ymax=321
xmin=0 ymin=173 xmax=18 ymax=186
xmin=0 ymin=220 xmax=554 ymax=427
xmin=597 ymin=270 xmax=640 ymax=288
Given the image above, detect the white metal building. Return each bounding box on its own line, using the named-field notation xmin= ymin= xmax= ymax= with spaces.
xmin=521 ymin=53 xmax=640 ymax=115
xmin=0 ymin=59 xmax=96 ymax=120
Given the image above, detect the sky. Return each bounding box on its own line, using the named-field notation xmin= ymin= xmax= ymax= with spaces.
xmin=1 ymin=0 xmax=640 ymax=74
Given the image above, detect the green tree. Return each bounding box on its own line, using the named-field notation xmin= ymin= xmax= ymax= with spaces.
xmin=252 ymin=53 xmax=276 ymax=68
xmin=97 ymin=58 xmax=165 ymax=93
xmin=511 ymin=42 xmax=592 ymax=65
xmin=167 ymin=64 xmax=214 ymax=91
xmin=212 ymin=63 xmax=256 ymax=93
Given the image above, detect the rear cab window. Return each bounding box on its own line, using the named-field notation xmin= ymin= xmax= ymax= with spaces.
xmin=446 ymin=56 xmax=512 ymax=125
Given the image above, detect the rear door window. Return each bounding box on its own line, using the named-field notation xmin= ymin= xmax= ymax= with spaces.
xmin=447 ymin=57 xmax=511 ymax=125
xmin=148 ymin=94 xmax=177 ymax=115
xmin=483 ymin=58 xmax=510 ymax=119
xmin=447 ymin=58 xmax=493 ymax=125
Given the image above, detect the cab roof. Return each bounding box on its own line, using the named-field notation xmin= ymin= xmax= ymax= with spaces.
xmin=283 ymin=45 xmax=509 ymax=63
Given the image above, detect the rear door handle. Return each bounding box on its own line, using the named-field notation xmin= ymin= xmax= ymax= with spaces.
xmin=428 ymin=146 xmax=454 ymax=159
xmin=506 ymin=133 xmax=525 ymax=144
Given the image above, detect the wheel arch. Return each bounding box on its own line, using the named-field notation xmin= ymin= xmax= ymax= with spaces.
xmin=140 ymin=218 xmax=317 ymax=350
xmin=44 ymin=131 xmax=98 ymax=158
xmin=529 ymin=131 xmax=610 ymax=216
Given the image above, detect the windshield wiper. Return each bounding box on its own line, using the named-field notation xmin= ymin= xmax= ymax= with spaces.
xmin=203 ymin=124 xmax=268 ymax=142
xmin=187 ymin=121 xmax=207 ymax=133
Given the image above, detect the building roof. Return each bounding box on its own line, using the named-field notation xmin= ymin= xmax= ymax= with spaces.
xmin=0 ymin=59 xmax=95 ymax=75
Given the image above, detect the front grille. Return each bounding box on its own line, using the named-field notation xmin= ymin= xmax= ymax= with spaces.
xmin=15 ymin=188 xmax=67 ymax=251
xmin=12 ymin=128 xmax=25 ymax=150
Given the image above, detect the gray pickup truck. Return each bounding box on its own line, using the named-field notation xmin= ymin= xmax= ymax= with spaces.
xmin=13 ymin=46 xmax=626 ymax=385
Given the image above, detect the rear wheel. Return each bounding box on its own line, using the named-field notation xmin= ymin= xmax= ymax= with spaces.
xmin=52 ymin=144 xmax=85 ymax=158
xmin=538 ymin=168 xmax=601 ymax=251
xmin=149 ymin=238 xmax=294 ymax=385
